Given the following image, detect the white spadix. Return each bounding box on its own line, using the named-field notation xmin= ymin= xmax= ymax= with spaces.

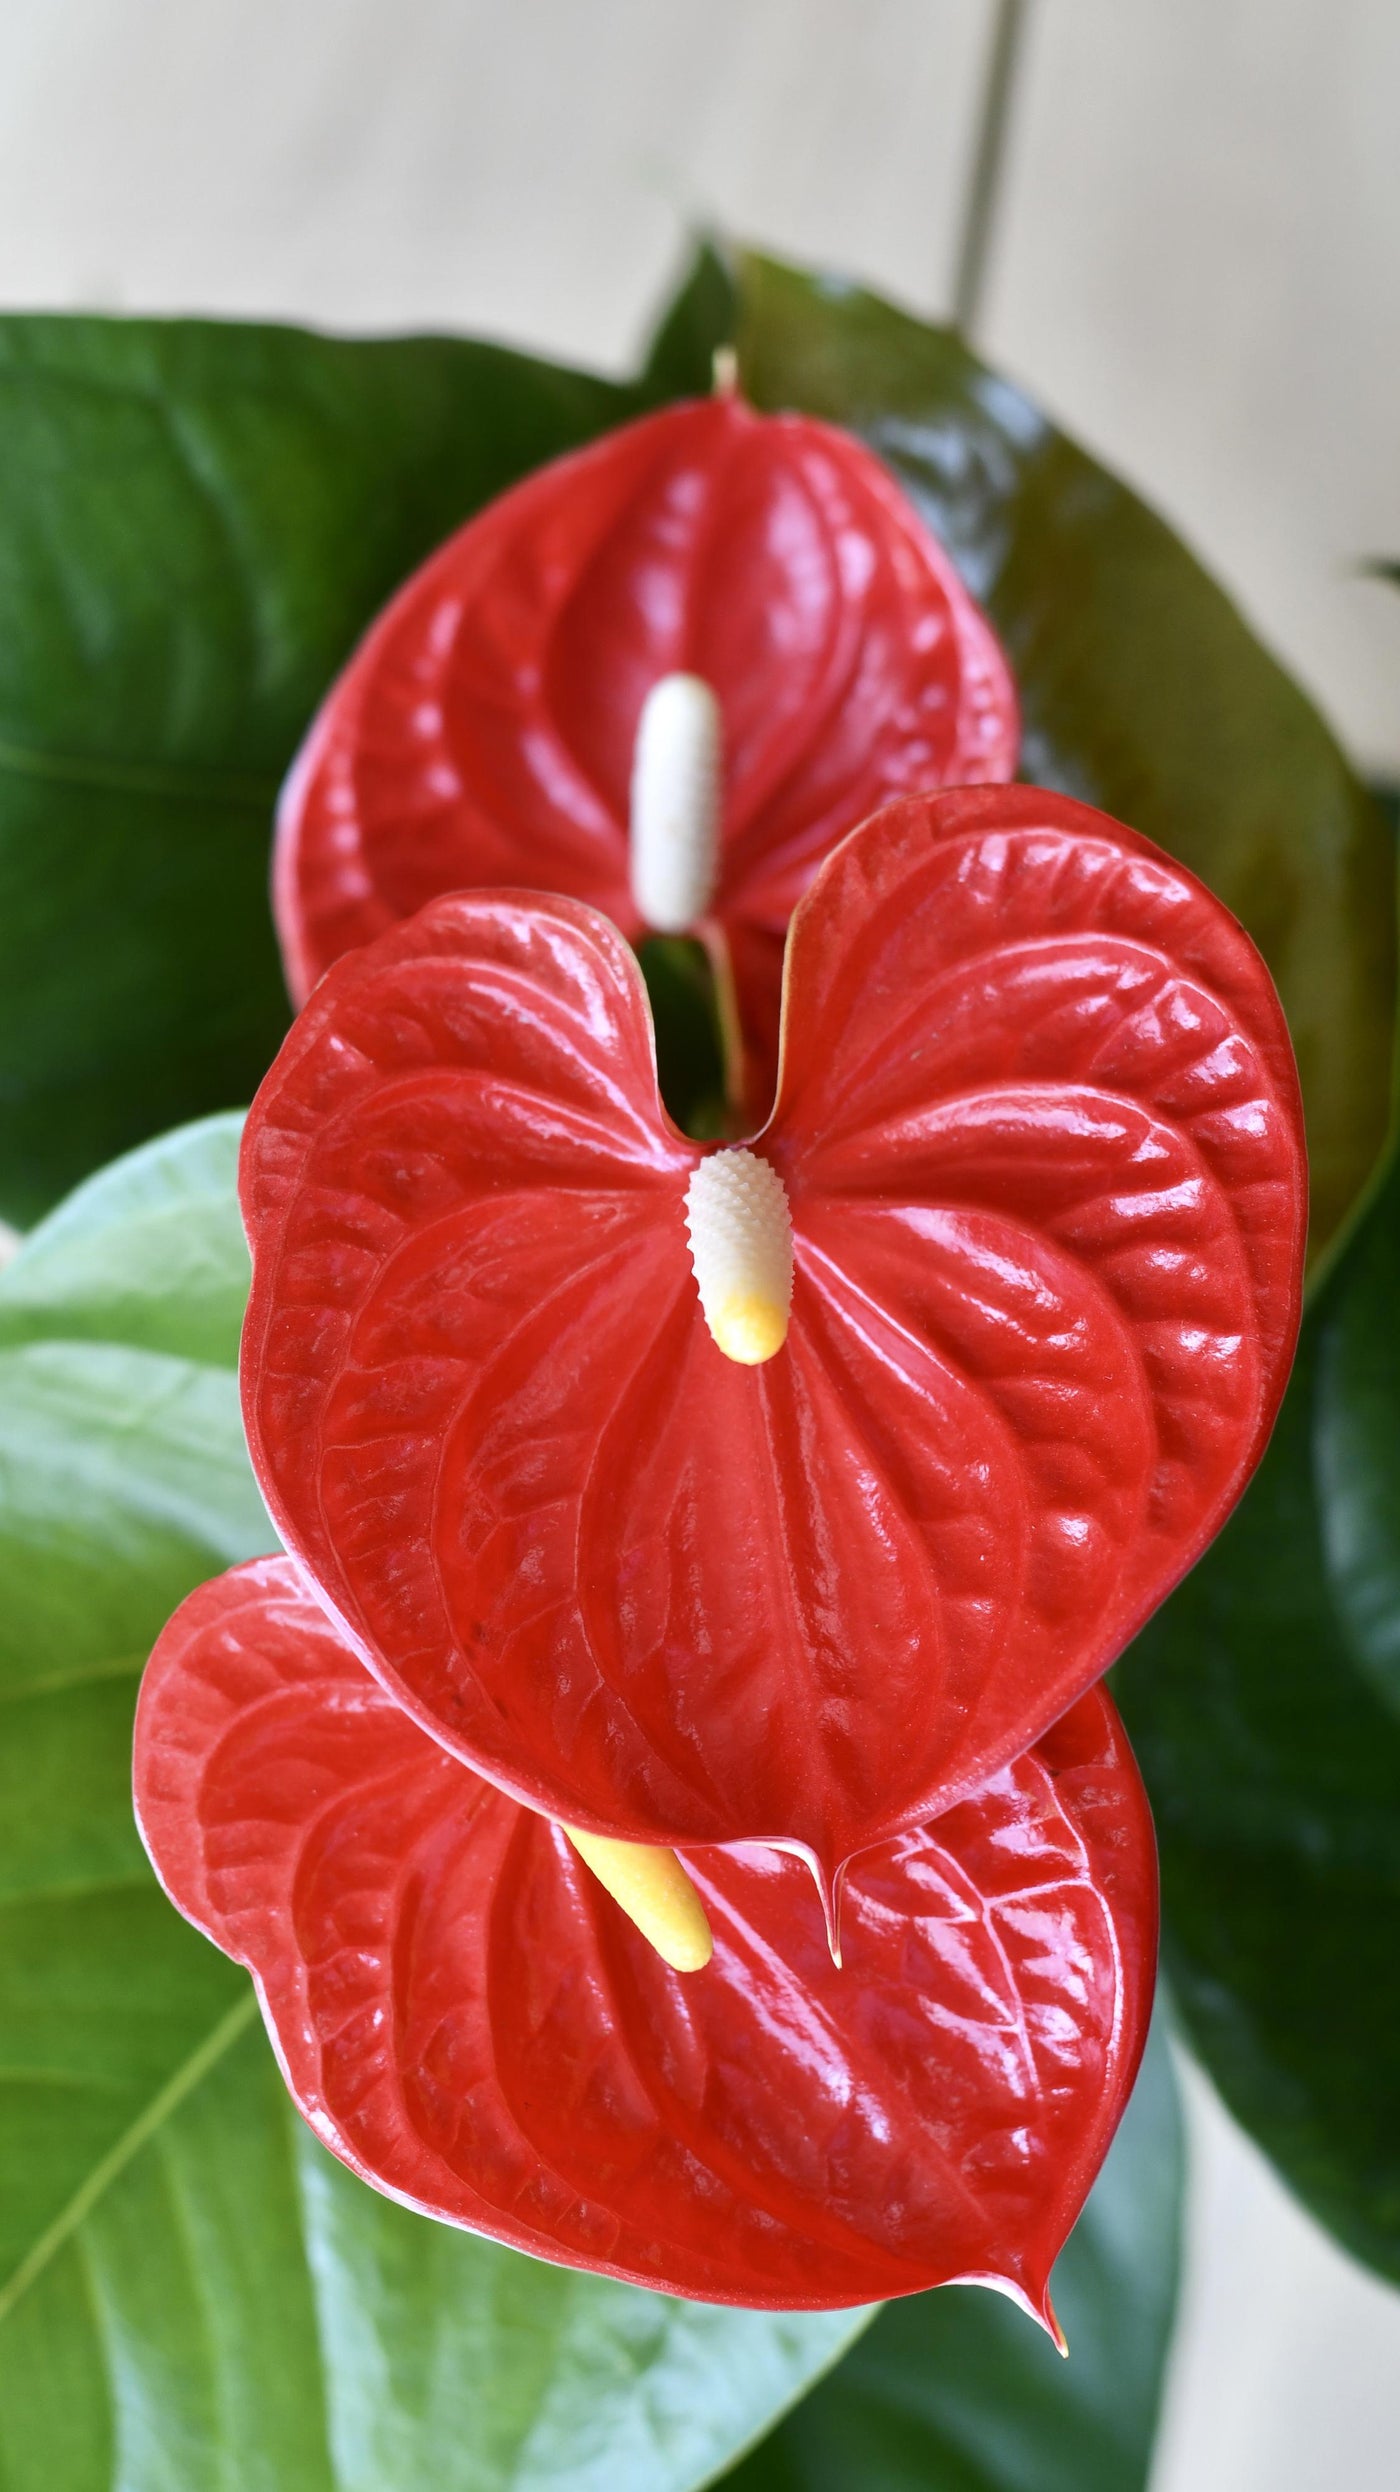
xmin=629 ymin=672 xmax=722 ymax=933
xmin=684 ymin=1148 xmax=794 ymax=1366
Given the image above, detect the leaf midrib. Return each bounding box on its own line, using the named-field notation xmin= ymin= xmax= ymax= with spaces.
xmin=0 ymin=728 xmax=279 ymax=809
xmin=0 ymin=1652 xmax=144 ymax=1706
xmin=0 ymin=1984 xmax=258 ymax=2327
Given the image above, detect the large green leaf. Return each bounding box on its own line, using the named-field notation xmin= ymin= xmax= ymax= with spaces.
xmin=646 ymin=246 xmax=1394 ymax=1256
xmin=1117 ymin=1123 xmax=1400 ymax=2285
xmin=0 ymin=319 xmax=640 ymax=1222
xmin=0 ymin=1116 xmax=869 ymax=2490
xmin=719 ymin=2017 xmax=1181 ymax=2492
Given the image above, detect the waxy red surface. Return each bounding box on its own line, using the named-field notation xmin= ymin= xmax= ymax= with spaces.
xmin=273 ymin=394 xmax=1017 ymax=1111
xmin=241 ymin=787 xmax=1306 ymax=1890
xmin=134 ymin=1555 xmax=1156 ymax=2316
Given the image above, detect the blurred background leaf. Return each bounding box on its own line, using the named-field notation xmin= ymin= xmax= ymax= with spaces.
xmin=0 ymin=320 xmax=639 ymax=1223
xmin=1117 ymin=1120 xmax=1400 ymax=2288
xmin=720 ymin=2016 xmax=1182 ymax=2492
xmin=647 ymin=244 xmax=1395 ymax=1259
xmin=0 ymin=1115 xmax=870 ymax=2492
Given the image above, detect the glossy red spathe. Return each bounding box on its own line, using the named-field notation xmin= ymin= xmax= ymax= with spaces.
xmin=241 ymin=787 xmax=1307 ymax=1890
xmin=273 ymin=394 xmax=1017 ymax=1112
xmin=134 ymin=1555 xmax=1156 ymax=2318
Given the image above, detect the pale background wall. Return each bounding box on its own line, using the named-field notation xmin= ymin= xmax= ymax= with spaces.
xmin=2 ymin=3 xmax=1398 ymax=2483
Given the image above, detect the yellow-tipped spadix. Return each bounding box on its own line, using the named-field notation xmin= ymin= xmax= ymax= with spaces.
xmin=708 ymin=1292 xmax=789 ymax=1365
xmin=563 ymin=1827 xmax=714 ymax=1972
xmin=684 ymin=1148 xmax=793 ymax=1366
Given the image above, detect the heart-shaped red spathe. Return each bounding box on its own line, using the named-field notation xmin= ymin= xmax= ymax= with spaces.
xmin=241 ymin=786 xmax=1306 ymax=1887
xmin=134 ymin=1554 xmax=1156 ymax=2318
xmin=272 ymin=393 xmax=1017 ymax=1110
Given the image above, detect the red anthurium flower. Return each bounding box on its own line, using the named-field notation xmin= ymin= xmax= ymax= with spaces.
xmin=134 ymin=1553 xmax=1156 ymax=2319
xmin=273 ymin=393 xmax=1018 ymax=1113
xmin=241 ymin=786 xmax=1306 ymax=1904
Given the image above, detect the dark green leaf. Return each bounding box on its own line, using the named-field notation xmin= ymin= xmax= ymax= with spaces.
xmin=0 ymin=317 xmax=640 ymax=1222
xmin=0 ymin=1115 xmax=868 ymax=2489
xmin=638 ymin=935 xmax=731 ymax=1137
xmin=720 ymin=2016 xmax=1182 ymax=2492
xmin=647 ymin=246 xmax=1395 ymax=1256
xmin=642 ymin=240 xmax=739 ymax=400
xmin=1372 ymin=783 xmax=1400 ymax=841
xmin=1117 ymin=1126 xmax=1400 ymax=2284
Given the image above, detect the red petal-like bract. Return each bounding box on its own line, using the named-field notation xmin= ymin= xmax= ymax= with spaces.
xmin=242 ymin=788 xmax=1305 ymax=1882
xmin=135 ymin=1556 xmax=1156 ymax=2317
xmin=273 ymin=396 xmax=1017 ymax=1109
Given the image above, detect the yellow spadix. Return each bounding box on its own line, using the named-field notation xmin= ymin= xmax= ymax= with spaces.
xmin=563 ymin=1827 xmax=714 ymax=1973
xmin=684 ymin=1147 xmax=793 ymax=1367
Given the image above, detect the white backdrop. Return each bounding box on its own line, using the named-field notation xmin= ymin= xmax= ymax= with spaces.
xmin=2 ymin=4 xmax=1398 ymax=2482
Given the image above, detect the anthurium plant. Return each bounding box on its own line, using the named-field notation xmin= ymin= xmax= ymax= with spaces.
xmin=0 ymin=243 xmax=1395 ymax=2492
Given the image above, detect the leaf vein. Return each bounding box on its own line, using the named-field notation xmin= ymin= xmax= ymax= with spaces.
xmin=0 ymin=729 xmax=278 ymax=810
xmin=0 ymin=1985 xmax=259 ymax=2328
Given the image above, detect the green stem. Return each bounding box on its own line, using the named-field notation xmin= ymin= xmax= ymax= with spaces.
xmin=952 ymin=0 xmax=1031 ymax=338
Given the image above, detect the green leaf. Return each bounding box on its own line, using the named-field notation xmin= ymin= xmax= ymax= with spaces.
xmin=0 ymin=317 xmax=641 ymax=1223
xmin=0 ymin=1115 xmax=868 ymax=2490
xmin=638 ymin=935 xmax=731 ymax=1138
xmin=1372 ymin=782 xmax=1400 ymax=842
xmin=1117 ymin=1122 xmax=1400 ymax=2285
xmin=0 ymin=1111 xmax=251 ymax=1364
xmin=647 ymin=246 xmax=1396 ymax=1257
xmin=720 ymin=2016 xmax=1182 ymax=2492
xmin=643 ymin=239 xmax=739 ymax=400
xmin=0 ymin=1116 xmax=273 ymax=1713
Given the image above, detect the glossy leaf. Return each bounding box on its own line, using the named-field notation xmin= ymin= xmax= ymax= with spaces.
xmin=0 ymin=1116 xmax=869 ymax=2489
xmin=0 ymin=314 xmax=639 ymax=1221
xmin=1116 ymin=1127 xmax=1400 ymax=2284
xmin=722 ymin=2014 xmax=1183 ymax=2492
xmin=273 ymin=392 xmax=1017 ymax=1115
xmin=136 ymin=1553 xmax=1156 ymax=2316
xmin=241 ymin=789 xmax=1304 ymax=1878
xmin=647 ymin=245 xmax=1394 ymax=1254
